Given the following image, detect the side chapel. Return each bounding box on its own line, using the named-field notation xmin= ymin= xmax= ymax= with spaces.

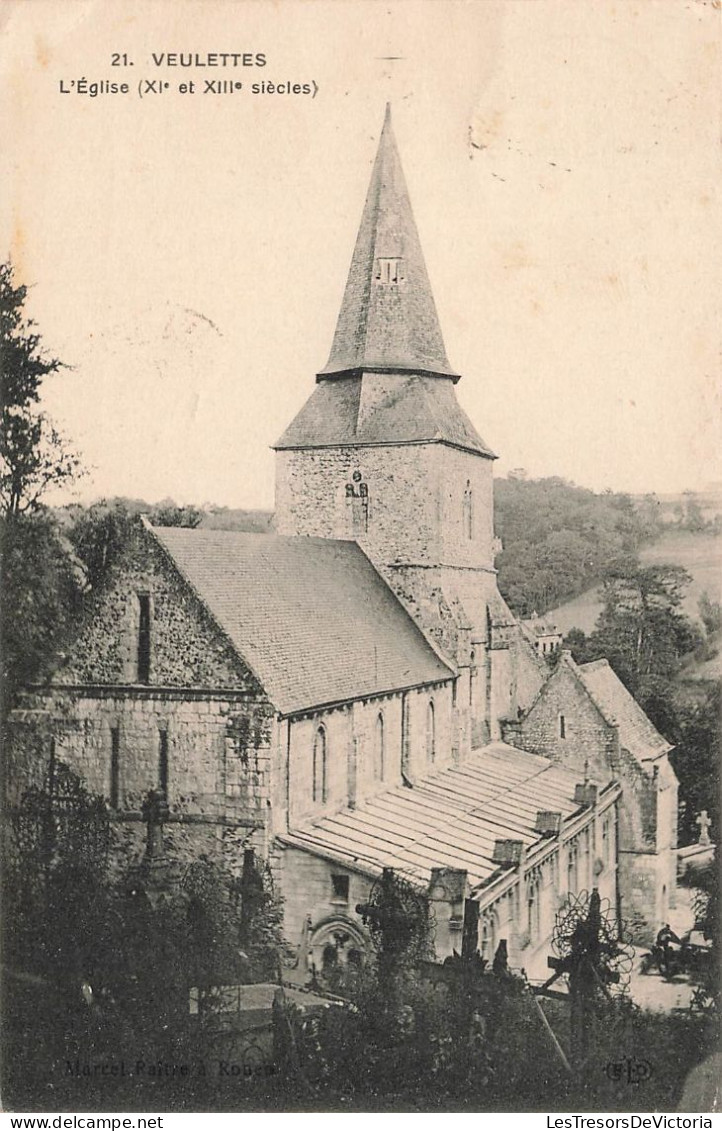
xmin=5 ymin=108 xmax=677 ymax=978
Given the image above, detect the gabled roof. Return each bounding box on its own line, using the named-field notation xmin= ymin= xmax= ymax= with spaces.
xmin=318 ymin=105 xmax=458 ymax=381
xmin=577 ymin=659 xmax=672 ymax=763
xmin=149 ymin=527 xmax=452 ymax=716
xmin=274 ymin=373 xmax=495 ymax=457
xmin=521 ymin=615 xmax=562 ymax=638
xmin=282 ymin=742 xmax=617 ymax=891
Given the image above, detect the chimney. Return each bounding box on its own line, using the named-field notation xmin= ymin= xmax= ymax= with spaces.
xmin=534 ymin=811 xmax=562 ymax=837
xmin=574 ymin=782 xmax=598 ymax=808
xmin=491 ymin=839 xmax=525 ymax=869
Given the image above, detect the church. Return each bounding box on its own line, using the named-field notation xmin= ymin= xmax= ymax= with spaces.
xmin=5 ymin=107 xmax=677 ymax=980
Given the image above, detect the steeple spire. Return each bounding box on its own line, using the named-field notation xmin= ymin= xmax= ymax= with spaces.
xmin=318 ymin=105 xmax=459 ymax=382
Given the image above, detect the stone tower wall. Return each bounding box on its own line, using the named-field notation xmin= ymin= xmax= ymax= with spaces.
xmin=275 ymin=441 xmax=494 ymax=571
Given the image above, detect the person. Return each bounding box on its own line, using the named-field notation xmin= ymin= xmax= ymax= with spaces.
xmin=656 ymin=923 xmax=681 ymax=977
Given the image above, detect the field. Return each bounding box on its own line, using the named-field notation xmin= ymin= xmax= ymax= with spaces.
xmin=548 ymin=530 xmax=722 ymax=636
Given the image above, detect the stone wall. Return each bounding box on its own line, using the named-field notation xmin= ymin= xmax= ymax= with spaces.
xmin=284 ymin=682 xmax=453 ymax=827
xmin=58 ymin=523 xmax=260 ymax=692
xmin=275 ymin=844 xmax=374 ymax=978
xmin=275 ymin=441 xmax=494 ymax=571
xmin=506 ymin=659 xmax=618 ymax=785
xmin=503 ymin=658 xmax=676 ymax=942
xmin=4 ymin=692 xmax=274 ymax=884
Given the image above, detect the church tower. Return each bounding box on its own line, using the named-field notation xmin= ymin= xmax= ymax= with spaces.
xmin=274 ymin=107 xmax=545 ymax=752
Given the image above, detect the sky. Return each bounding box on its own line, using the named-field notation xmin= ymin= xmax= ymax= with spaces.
xmin=2 ymin=0 xmax=720 ymax=510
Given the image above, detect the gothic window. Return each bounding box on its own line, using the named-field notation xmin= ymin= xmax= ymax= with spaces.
xmin=374 ymin=256 xmax=404 ymax=284
xmin=480 ymin=913 xmax=497 ymax=962
xmin=137 ymin=594 xmax=151 ymax=683
xmin=426 ymin=700 xmax=436 ymax=764
xmin=567 ymin=840 xmax=578 ymax=895
xmin=313 ymin=725 xmax=328 ymax=804
xmin=346 ymin=470 xmax=369 ymax=535
xmin=110 ymin=725 xmax=120 ymax=809
xmin=463 ymin=481 xmax=473 ymax=540
xmin=158 ymin=729 xmax=169 ymax=796
xmin=374 ymin=711 xmax=385 ymax=780
xmin=527 ymin=870 xmax=542 ymax=941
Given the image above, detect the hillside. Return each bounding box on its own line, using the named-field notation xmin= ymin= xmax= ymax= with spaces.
xmin=493 ymin=476 xmax=660 ymax=618
xmin=548 ymin=530 xmax=722 ymax=635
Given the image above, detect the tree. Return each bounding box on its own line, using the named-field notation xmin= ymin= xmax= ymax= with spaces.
xmin=698 ymin=591 xmax=722 ymax=638
xmin=565 ymin=561 xmax=702 ymax=734
xmin=0 ymin=262 xmax=83 ymax=518
xmin=68 ymin=498 xmax=203 ymax=592
xmin=0 ymin=511 xmax=84 ymax=712
xmin=670 ymin=684 xmax=720 ymax=846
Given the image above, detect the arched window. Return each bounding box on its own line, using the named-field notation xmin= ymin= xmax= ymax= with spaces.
xmin=426 ymin=700 xmax=436 ymax=764
xmin=567 ymin=840 xmax=578 ymax=895
xmin=313 ymin=726 xmax=328 ymax=804
xmin=346 ymin=471 xmax=369 ymax=535
xmin=463 ymin=481 xmax=473 ymax=540
xmin=374 ymin=712 xmax=385 ymax=781
xmin=527 ymin=871 xmax=541 ymax=941
xmin=480 ymin=913 xmax=497 ymax=962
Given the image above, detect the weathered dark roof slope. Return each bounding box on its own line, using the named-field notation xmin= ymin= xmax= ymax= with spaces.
xmin=150 ymin=527 xmax=453 ymax=715
xmin=578 ymin=659 xmax=672 ymax=762
xmin=274 ymin=373 xmax=495 ymax=457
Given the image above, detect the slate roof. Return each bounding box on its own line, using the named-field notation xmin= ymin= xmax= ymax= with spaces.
xmin=577 ymin=659 xmax=672 ymax=763
xmin=318 ymin=105 xmax=458 ymax=380
xmin=282 ymin=742 xmax=615 ymax=891
xmin=150 ymin=527 xmax=453 ymax=715
xmin=274 ymin=373 xmax=496 ymax=457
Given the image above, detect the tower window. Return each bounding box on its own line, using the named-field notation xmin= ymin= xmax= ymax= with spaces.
xmin=375 ymin=256 xmax=404 ymax=285
xmin=346 ymin=471 xmax=369 ymax=535
xmin=159 ymin=729 xmax=169 ymax=796
xmin=374 ymin=712 xmax=385 ymax=780
xmin=559 ymin=714 xmax=566 ymax=740
xmin=463 ymin=481 xmax=473 ymax=540
xmin=313 ymin=725 xmax=328 ymax=804
xmin=110 ymin=726 xmax=120 ymax=809
xmin=137 ymin=594 xmax=151 ymax=684
xmin=426 ymin=700 xmax=436 ymax=764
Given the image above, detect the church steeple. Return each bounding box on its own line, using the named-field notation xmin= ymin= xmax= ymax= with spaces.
xmin=318 ymin=105 xmax=459 ymax=382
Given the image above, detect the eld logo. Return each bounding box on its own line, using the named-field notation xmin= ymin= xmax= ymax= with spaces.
xmin=604 ymin=1057 xmax=653 ymax=1085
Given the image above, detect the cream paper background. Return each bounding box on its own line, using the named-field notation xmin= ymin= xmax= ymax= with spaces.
xmin=1 ymin=0 xmax=719 ymax=513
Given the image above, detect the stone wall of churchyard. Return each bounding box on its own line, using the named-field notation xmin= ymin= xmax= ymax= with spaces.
xmin=275 ymin=441 xmax=494 ymax=571
xmin=58 ymin=524 xmax=260 ymax=691
xmin=284 ymin=682 xmax=454 ymax=827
